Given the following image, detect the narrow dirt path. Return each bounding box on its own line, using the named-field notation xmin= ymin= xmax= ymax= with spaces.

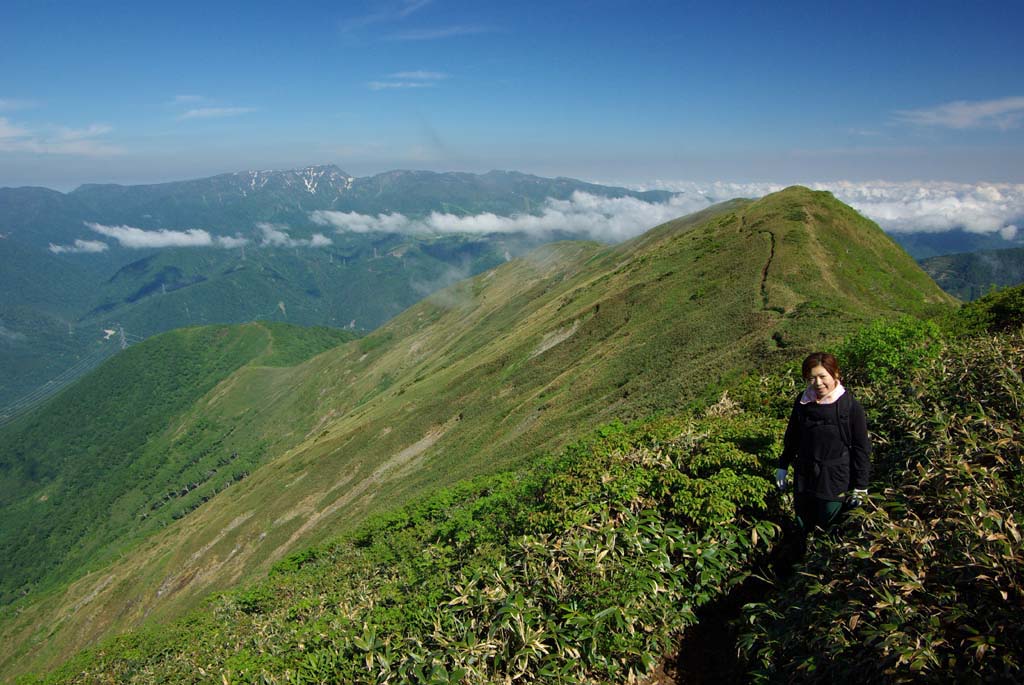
xmin=758 ymin=229 xmax=776 ymax=310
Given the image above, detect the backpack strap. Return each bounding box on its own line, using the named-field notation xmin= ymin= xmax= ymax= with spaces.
xmin=835 ymin=392 xmax=852 ymax=450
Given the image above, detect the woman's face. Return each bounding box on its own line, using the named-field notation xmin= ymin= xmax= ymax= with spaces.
xmin=806 ymin=364 xmax=838 ymax=398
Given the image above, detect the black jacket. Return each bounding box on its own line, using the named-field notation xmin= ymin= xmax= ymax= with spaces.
xmin=779 ymin=390 xmax=871 ymax=500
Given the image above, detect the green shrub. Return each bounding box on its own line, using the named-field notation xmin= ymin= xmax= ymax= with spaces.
xmin=837 ymin=315 xmax=941 ymax=386
xmin=948 ymin=283 xmax=1024 ymax=336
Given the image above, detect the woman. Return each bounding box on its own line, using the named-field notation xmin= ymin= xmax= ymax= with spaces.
xmin=776 ymin=352 xmax=871 ymax=532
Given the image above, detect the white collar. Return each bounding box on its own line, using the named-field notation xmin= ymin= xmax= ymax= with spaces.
xmin=800 ymin=382 xmax=846 ymax=405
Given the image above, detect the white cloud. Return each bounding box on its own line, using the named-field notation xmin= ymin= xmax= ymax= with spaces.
xmin=257 ymin=222 xmax=332 ymax=247
xmin=632 ymin=179 xmax=1024 ymax=238
xmin=86 ymin=223 xmax=253 ymax=249
xmin=257 ymin=223 xmax=293 ymax=246
xmin=0 ymin=117 xmax=31 ymax=140
xmin=172 ymin=94 xmax=205 ymax=104
xmin=895 ymin=96 xmax=1024 ymax=130
xmin=311 ymin=211 xmax=413 ymax=233
xmin=57 ymin=124 xmax=113 ymax=140
xmin=179 ymin=107 xmax=257 ymax=120
xmin=312 ymin=181 xmax=1024 ymax=244
xmin=48 ymin=238 xmax=109 ymax=254
xmin=340 ymin=0 xmax=432 ymax=33
xmin=312 ymin=191 xmax=713 ymax=242
xmin=87 ymin=222 xmax=214 ymax=248
xmin=815 ymin=180 xmax=1024 ymax=235
xmin=369 ymin=70 xmax=448 ymax=90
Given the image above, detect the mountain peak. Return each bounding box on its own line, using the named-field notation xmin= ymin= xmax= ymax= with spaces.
xmin=230 ymin=165 xmax=354 ymax=195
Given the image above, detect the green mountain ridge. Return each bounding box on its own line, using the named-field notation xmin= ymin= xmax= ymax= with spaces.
xmin=0 ymin=187 xmax=953 ymax=680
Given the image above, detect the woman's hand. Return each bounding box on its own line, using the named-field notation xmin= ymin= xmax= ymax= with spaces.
xmin=846 ymin=489 xmax=868 ymax=508
xmin=775 ymin=468 xmax=788 ymax=491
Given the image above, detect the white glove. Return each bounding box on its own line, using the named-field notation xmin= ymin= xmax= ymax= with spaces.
xmin=775 ymin=468 xmax=788 ymax=491
xmin=846 ymin=488 xmax=868 ymax=508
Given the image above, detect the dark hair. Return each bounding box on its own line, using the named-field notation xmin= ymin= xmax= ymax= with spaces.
xmin=802 ymin=352 xmax=841 ymax=381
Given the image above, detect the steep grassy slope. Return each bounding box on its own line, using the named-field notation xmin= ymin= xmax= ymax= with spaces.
xmin=0 ymin=187 xmax=953 ymax=680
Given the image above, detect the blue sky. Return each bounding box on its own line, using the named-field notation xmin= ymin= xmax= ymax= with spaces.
xmin=1 ymin=0 xmax=1022 ymax=190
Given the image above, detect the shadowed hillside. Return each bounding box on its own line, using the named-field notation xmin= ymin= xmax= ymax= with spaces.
xmin=920 ymin=245 xmax=1024 ymax=300
xmin=0 ymin=187 xmax=953 ymax=680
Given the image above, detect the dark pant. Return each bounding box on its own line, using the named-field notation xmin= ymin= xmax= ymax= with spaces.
xmin=794 ymin=492 xmax=843 ymax=532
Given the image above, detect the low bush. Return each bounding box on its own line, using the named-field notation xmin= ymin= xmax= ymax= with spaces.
xmin=837 ymin=315 xmax=941 ymax=387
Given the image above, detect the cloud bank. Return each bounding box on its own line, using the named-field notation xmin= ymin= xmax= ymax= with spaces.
xmin=812 ymin=181 xmax=1024 ymax=238
xmin=311 ymin=192 xmax=713 ymax=242
xmin=47 ymin=182 xmax=1024 ymax=258
xmin=86 ymin=222 xmax=249 ymax=249
xmin=629 ymin=180 xmax=1024 ymax=240
xmin=60 ymin=222 xmax=330 ymax=253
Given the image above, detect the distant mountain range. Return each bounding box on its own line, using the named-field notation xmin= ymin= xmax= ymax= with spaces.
xmin=1 ymin=166 xmax=673 ymax=249
xmin=0 ymin=167 xmax=671 ymax=410
xmin=889 ymin=228 xmax=1024 ymax=261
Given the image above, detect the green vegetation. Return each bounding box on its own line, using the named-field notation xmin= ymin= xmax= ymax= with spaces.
xmin=836 ymin=316 xmax=941 ymax=386
xmin=0 ymin=167 xmax=668 ymax=408
xmin=0 ymin=322 xmax=353 ymax=607
xmin=33 ymin=408 xmax=786 ymax=684
xmin=26 ymin=289 xmax=1024 ymax=684
xmin=945 ymin=283 xmax=1024 ymax=336
xmin=0 ymin=187 xmax=958 ymax=681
